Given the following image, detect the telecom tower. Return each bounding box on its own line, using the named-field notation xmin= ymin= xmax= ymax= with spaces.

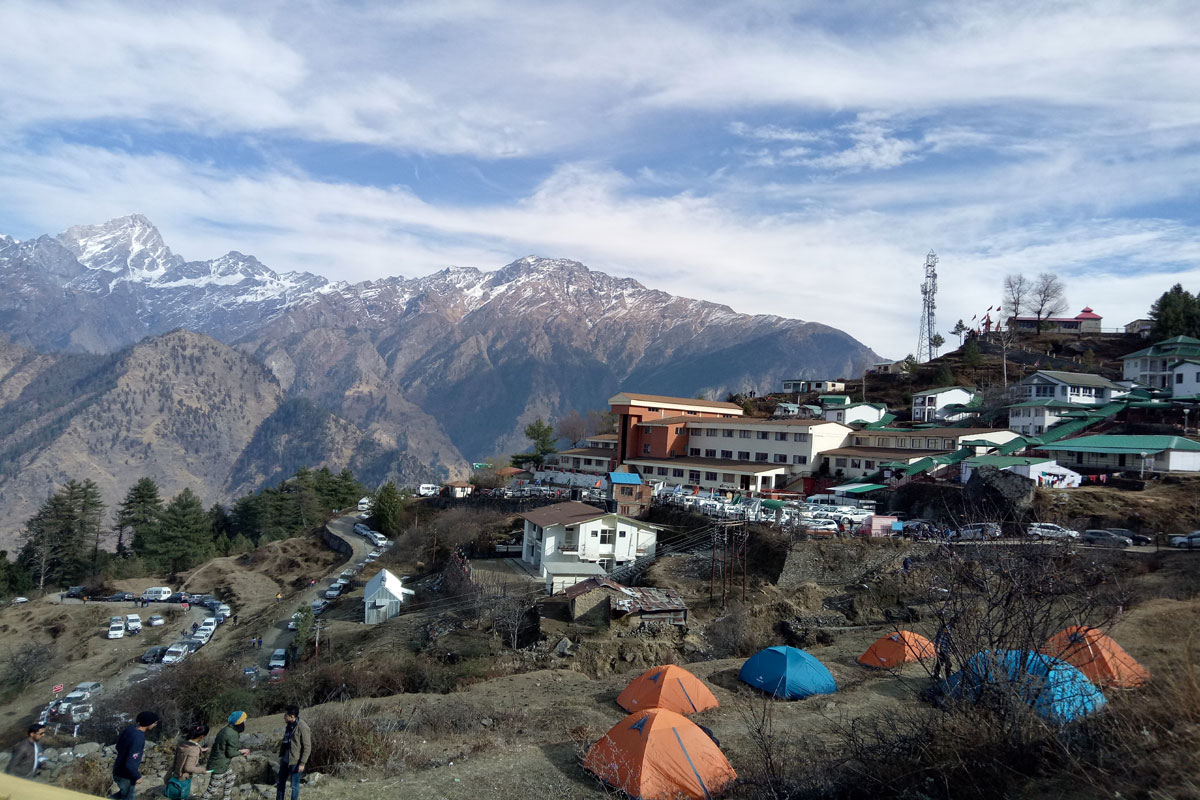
xmin=917 ymin=250 xmax=939 ymax=362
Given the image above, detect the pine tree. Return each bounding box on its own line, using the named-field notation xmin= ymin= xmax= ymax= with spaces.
xmin=1148 ymin=284 xmax=1200 ymax=339
xmin=117 ymin=478 xmax=164 ymax=559
xmin=65 ymin=479 xmax=106 ymax=576
xmin=372 ymin=481 xmax=406 ymax=537
xmin=145 ymin=488 xmax=213 ymax=573
xmin=523 ymin=417 xmax=557 ymax=465
xmin=231 ymin=495 xmax=265 ymax=544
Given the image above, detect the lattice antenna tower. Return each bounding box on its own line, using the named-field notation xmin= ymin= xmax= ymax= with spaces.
xmin=917 ymin=249 xmax=939 ymax=362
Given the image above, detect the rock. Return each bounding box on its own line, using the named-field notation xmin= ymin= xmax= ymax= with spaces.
xmin=304 ymin=771 xmax=323 ymax=786
xmin=42 ymin=748 xmax=59 ymax=760
xmin=553 ymin=637 xmax=572 ymax=656
xmin=0 ymin=752 xmax=10 ymax=770
xmin=480 ymin=718 xmax=493 ymax=728
xmin=963 ymin=465 xmax=1035 ymax=518
xmin=73 ymin=742 xmax=102 ymax=757
xmin=240 ymin=733 xmax=267 ymax=748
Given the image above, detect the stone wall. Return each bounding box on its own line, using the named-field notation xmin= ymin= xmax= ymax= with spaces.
xmin=776 ymin=539 xmax=936 ymax=588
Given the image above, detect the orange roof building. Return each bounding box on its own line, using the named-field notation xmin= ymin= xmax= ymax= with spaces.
xmin=1041 ymin=626 xmax=1149 ymax=688
xmin=584 ymin=708 xmax=736 ymax=800
xmin=857 ymin=631 xmax=936 ymax=669
xmin=617 ymin=665 xmax=719 ymax=715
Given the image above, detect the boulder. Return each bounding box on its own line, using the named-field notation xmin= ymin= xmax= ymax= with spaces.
xmin=553 ymin=637 xmax=572 ymax=656
xmin=963 ymin=465 xmax=1035 ymax=519
xmin=73 ymin=741 xmax=102 ymax=757
xmin=231 ymin=752 xmax=275 ymax=784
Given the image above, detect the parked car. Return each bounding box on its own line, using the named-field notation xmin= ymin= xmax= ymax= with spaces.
xmin=166 ymin=592 xmax=190 ymax=604
xmin=147 ymin=614 xmax=165 ymax=627
xmin=162 ymin=643 xmax=189 ymax=665
xmin=287 ymin=612 xmax=303 ymax=631
xmin=335 ymin=577 xmax=351 ymax=588
xmin=358 ymin=512 xmax=371 ymax=520
xmin=61 ymin=690 xmax=90 ymax=707
xmin=1083 ymin=529 xmax=1132 ymax=547
xmin=103 ymin=592 xmax=132 ymax=603
xmin=66 ymin=703 xmax=93 ymax=724
xmin=140 ymin=646 xmax=168 ymax=664
xmin=268 ymin=648 xmax=289 ymax=669
xmin=188 ymin=594 xmax=215 ymax=607
xmin=310 ymin=599 xmax=330 ymax=616
xmin=340 ymin=568 xmax=356 ymax=579
xmin=353 ymin=523 xmax=370 ymax=536
xmin=1107 ymin=528 xmax=1152 ymax=545
xmin=72 ymin=681 xmax=103 ymax=698
xmin=324 ymin=585 xmax=342 ymax=600
xmin=215 ymin=604 xmax=232 ymax=619
xmin=65 ymin=586 xmax=87 ymax=599
xmin=181 ymin=637 xmax=206 ymax=654
xmin=10 ymin=597 xmax=28 ymax=604
xmin=107 ymin=622 xmax=125 ymax=639
xmin=1027 ymin=523 xmax=1080 ymax=540
xmin=125 ymin=614 xmax=143 ymax=634
xmin=955 ymin=522 xmax=1002 ymax=541
xmin=1170 ymin=531 xmax=1200 ymax=548
xmin=269 ymin=667 xmax=286 ymax=684
xmin=141 ymin=586 xmax=173 ymax=602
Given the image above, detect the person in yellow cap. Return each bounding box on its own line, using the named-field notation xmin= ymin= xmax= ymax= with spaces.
xmin=200 ymin=711 xmax=250 ymax=800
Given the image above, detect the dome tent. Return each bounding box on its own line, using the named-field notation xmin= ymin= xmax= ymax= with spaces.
xmin=1041 ymin=626 xmax=1149 ymax=689
xmin=584 ymin=708 xmax=737 ymax=800
xmin=738 ymin=645 xmax=836 ymax=699
xmin=942 ymin=649 xmax=1107 ymax=724
xmin=618 ymin=664 xmax=719 ymax=715
xmin=857 ymin=630 xmax=936 ymax=669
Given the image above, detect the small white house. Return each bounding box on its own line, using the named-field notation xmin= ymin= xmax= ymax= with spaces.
xmin=823 ymin=402 xmax=888 ymax=425
xmin=363 ymin=569 xmax=415 ymax=624
xmin=1006 ymin=399 xmax=1091 ymax=436
xmin=960 ymin=456 xmax=1082 ymax=487
xmin=911 ymin=386 xmax=978 ymax=423
xmin=520 ymin=502 xmax=659 ymax=593
xmin=1016 ymin=371 xmax=1127 ymax=406
xmin=1169 ymin=359 xmax=1200 ymax=398
xmin=783 ymin=379 xmax=846 ymax=394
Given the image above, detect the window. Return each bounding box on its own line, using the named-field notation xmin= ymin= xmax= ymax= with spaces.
xmin=599 ymin=529 xmax=614 ymax=544
xmin=704 ymin=471 xmax=718 ymax=480
xmin=926 ymin=438 xmax=938 ymax=449
xmin=896 ymin=438 xmax=907 ymax=448
xmin=706 ymin=428 xmax=718 ymax=437
xmin=657 ymin=467 xmax=668 ymax=475
xmin=943 ymin=439 xmax=954 ymax=449
xmin=851 ymin=459 xmax=861 ymax=469
xmin=583 ymin=458 xmax=592 ymax=466
xmin=722 ymin=429 xmax=734 ymax=437
xmin=642 ymin=444 xmax=651 ymax=454
xmin=755 ymin=452 xmax=768 ymax=461
xmin=774 ymin=454 xmax=787 ymax=463
xmin=853 ymin=436 xmax=867 ymax=446
xmin=1177 ymin=373 xmax=1184 ymax=384
xmin=689 ymin=448 xmax=700 ymax=456
xmin=864 ymin=460 xmax=874 ymax=469
xmin=675 ymin=427 xmax=684 ymax=434
xmin=705 ymin=449 xmax=716 ymax=457
xmin=835 ymin=458 xmax=847 ymax=467
xmin=722 ymin=473 xmax=735 ymax=482
xmin=620 ymin=487 xmax=633 ymax=496
xmin=793 ymin=455 xmax=807 ymax=464
xmin=685 ymin=410 xmax=697 ymax=415
xmin=757 ymin=431 xmax=769 ymax=439
xmin=792 ymin=432 xmax=809 ymax=442
xmin=646 ymin=407 xmax=660 ymax=412
xmin=672 ymin=469 xmax=684 ymax=478
xmin=738 ymin=451 xmax=750 ymax=460
xmin=721 ymin=450 xmax=733 ymax=459
xmin=739 ymin=430 xmax=751 ymax=439
xmin=877 ymin=437 xmax=891 ymax=447
xmin=688 ymin=470 xmax=701 ymax=483
xmin=775 ymin=432 xmax=788 ymax=441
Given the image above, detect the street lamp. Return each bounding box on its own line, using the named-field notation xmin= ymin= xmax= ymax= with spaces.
xmin=1139 ymin=452 xmax=1149 ymax=479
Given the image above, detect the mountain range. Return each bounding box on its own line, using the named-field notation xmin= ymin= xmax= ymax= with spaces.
xmin=0 ymin=215 xmax=879 ymax=544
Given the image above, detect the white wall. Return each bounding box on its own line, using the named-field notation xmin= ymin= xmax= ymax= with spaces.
xmin=1170 ymin=363 xmax=1200 ymax=396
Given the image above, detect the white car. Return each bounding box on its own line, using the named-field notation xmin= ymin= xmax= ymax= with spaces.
xmin=10 ymin=597 xmax=28 ymax=604
xmin=268 ymin=648 xmax=288 ymax=669
xmin=1027 ymin=523 xmax=1080 ymax=540
xmin=72 ymin=681 xmax=103 ymax=699
xmin=62 ymin=690 xmax=89 ymax=707
xmin=147 ymin=615 xmax=165 ymax=627
xmin=125 ymin=614 xmax=142 ymax=634
xmin=195 ymin=624 xmax=216 ymax=642
xmin=287 ymin=612 xmax=303 ymax=630
xmin=109 ymin=615 xmax=124 ymax=626
xmin=324 ymin=585 xmax=342 ymax=599
xmin=107 ymin=622 xmax=125 ymax=639
xmin=162 ymin=643 xmax=189 ymax=665
xmin=1170 ymin=531 xmax=1200 ymax=548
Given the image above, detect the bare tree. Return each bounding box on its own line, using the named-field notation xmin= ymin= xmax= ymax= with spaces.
xmin=554 ymin=410 xmax=589 ymax=447
xmin=1029 ymin=272 xmax=1068 ymax=335
xmin=1004 ymin=273 xmax=1030 ymax=323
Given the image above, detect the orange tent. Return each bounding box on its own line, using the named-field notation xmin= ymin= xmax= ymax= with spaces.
xmin=617 ymin=665 xmax=719 ymax=715
xmin=584 ymin=708 xmax=737 ymax=800
xmin=856 ymin=630 xmax=936 ymax=669
xmin=1041 ymin=626 xmax=1149 ymax=688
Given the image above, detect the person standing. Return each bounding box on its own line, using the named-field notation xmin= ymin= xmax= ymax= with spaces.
xmin=5 ymin=723 xmax=45 ymax=778
xmin=113 ymin=711 xmax=159 ymax=800
xmin=275 ymin=705 xmax=312 ymax=800
xmin=932 ymin=620 xmax=954 ymax=681
xmin=166 ymin=723 xmax=210 ymax=799
xmin=200 ymin=711 xmax=251 ymax=800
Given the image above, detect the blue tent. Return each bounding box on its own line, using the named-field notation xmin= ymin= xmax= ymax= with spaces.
xmin=943 ymin=650 xmax=1107 ymax=724
xmin=738 ymin=646 xmax=837 ymax=699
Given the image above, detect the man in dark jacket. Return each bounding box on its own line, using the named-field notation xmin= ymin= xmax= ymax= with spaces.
xmin=201 ymin=711 xmax=251 ymax=800
xmin=113 ymin=711 xmax=159 ymax=800
xmin=276 ymin=705 xmax=312 ymax=800
xmin=5 ymin=723 xmax=45 ymax=778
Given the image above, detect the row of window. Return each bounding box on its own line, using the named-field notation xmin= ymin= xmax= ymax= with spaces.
xmin=826 ymin=457 xmax=877 ymax=470
xmin=693 ymin=428 xmax=811 ymax=441
xmin=686 ymin=448 xmax=808 ymax=464
xmin=850 ymin=436 xmax=957 ymax=449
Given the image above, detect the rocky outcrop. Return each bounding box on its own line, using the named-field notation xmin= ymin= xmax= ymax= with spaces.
xmin=963 ymin=465 xmax=1036 ymax=521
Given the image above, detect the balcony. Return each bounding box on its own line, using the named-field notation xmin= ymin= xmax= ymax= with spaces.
xmin=560 ymin=545 xmax=579 ymax=554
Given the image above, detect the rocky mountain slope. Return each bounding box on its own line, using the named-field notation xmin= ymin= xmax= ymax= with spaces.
xmin=0 ymin=215 xmax=880 ymax=490
xmin=0 ymin=331 xmax=433 ymax=548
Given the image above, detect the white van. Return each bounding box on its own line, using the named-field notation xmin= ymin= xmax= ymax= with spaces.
xmin=141 ymin=586 xmax=172 ymax=601
xmin=418 ymin=484 xmax=439 ymax=497
xmin=357 ymin=496 xmax=373 ymax=511
xmin=162 ymin=643 xmax=189 ymax=665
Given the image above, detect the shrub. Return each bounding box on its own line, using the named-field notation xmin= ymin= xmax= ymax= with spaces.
xmin=306 ymin=704 xmax=412 ymax=777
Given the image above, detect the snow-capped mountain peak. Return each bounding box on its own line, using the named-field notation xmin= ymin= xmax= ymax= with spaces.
xmin=58 ymin=213 xmax=181 ymax=282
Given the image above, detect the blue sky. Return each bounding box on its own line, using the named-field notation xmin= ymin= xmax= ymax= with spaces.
xmin=1 ymin=0 xmax=1198 ymax=356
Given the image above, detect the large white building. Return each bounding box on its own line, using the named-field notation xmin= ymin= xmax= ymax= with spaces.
xmin=520 ymin=502 xmax=659 ymax=593
xmin=820 ymin=427 xmax=1021 ymax=480
xmin=1016 ymin=370 xmax=1127 ymax=406
xmin=1120 ymin=336 xmax=1200 ymax=389
xmin=1007 ymin=399 xmax=1091 ymax=436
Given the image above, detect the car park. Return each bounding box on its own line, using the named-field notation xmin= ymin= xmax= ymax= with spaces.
xmin=107 ymin=622 xmax=125 ymax=639
xmin=1170 ymin=531 xmax=1200 ymax=548
xmin=268 ymin=648 xmax=288 ymax=669
xmin=162 ymin=643 xmax=189 ymax=665
xmin=140 ymin=646 xmax=168 ymax=664
xmin=1083 ymin=529 xmax=1132 ymax=547
xmin=125 ymin=614 xmax=142 ymax=634
xmin=147 ymin=614 xmax=165 ymax=627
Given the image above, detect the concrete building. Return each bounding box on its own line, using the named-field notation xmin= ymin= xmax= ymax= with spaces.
xmin=1170 ymin=359 xmax=1200 ymax=398
xmin=609 ymin=392 xmax=742 ymax=465
xmin=363 ymin=569 xmax=415 ymax=624
xmin=1121 ymin=336 xmax=1200 ymax=389
xmin=542 ymin=433 xmax=620 ymax=480
xmin=781 ymin=379 xmax=846 ymax=394
xmin=911 ymin=386 xmax=978 ymax=423
xmin=1037 ymin=435 xmax=1200 ymax=474
xmin=520 ymin=502 xmax=659 ymax=593
xmin=1007 ymin=399 xmax=1092 ymax=436
xmin=820 ymin=427 xmax=1020 ymax=480
xmin=1016 ymin=370 xmax=1127 ymax=405
xmin=1008 ymin=307 xmax=1103 ymax=334
xmin=823 ymin=402 xmax=888 ymax=425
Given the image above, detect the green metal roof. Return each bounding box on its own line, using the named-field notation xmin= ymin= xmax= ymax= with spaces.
xmin=1038 ymin=435 xmax=1200 ymax=455
xmin=1024 ymin=370 xmax=1124 ymax=389
xmin=967 ymin=455 xmax=1051 ymax=468
xmin=830 ymin=482 xmax=887 ymax=494
xmin=820 ymin=394 xmax=850 ymax=405
xmin=1121 ymin=336 xmax=1200 ymax=360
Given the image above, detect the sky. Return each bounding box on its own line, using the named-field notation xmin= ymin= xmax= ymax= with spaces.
xmin=1 ymin=1 xmax=1198 ymax=358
